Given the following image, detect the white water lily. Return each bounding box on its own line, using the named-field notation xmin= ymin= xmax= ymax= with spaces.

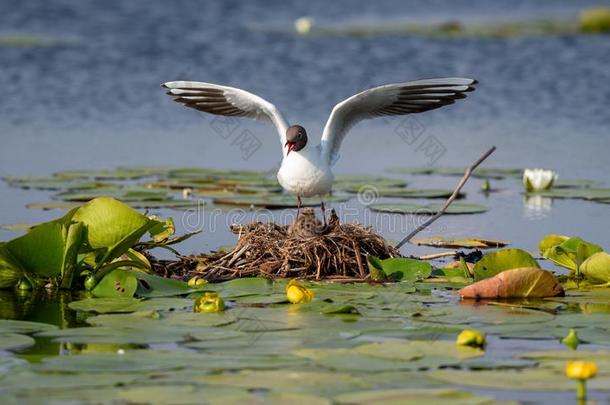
xmin=294 ymin=16 xmax=314 ymax=35
xmin=523 ymin=168 xmax=558 ymax=192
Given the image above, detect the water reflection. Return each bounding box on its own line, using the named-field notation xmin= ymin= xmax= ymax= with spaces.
xmin=523 ymin=195 xmax=553 ymax=220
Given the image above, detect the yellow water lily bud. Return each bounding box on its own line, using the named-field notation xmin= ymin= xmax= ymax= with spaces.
xmin=187 ymin=276 xmax=208 ymax=287
xmin=566 ymin=361 xmax=598 ymax=380
xmin=194 ymin=292 xmax=224 ymax=313
xmin=456 ymin=329 xmax=486 ymax=348
xmin=286 ymin=280 xmax=314 ymax=304
xmin=523 ymin=168 xmax=558 ymax=192
xmin=561 ymin=329 xmax=580 ymax=351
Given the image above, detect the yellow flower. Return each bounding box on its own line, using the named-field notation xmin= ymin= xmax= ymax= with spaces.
xmin=187 ymin=276 xmax=208 ymax=287
xmin=286 ymin=280 xmax=314 ymax=304
xmin=566 ymin=361 xmax=598 ymax=380
xmin=194 ymin=292 xmax=224 ymax=313
xmin=456 ymin=329 xmax=486 ymax=348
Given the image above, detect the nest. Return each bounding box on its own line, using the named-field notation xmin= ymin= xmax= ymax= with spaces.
xmin=153 ymin=208 xmax=399 ymax=282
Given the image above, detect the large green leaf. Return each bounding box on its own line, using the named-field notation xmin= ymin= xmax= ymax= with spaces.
xmin=0 ymin=247 xmax=24 ymax=288
xmin=5 ymin=220 xmax=83 ymax=280
xmin=580 ymin=252 xmax=610 ymax=284
xmin=473 ymin=248 xmax=539 ymax=281
xmin=540 ymin=236 xmax=603 ymax=271
xmin=91 ymin=269 xmax=138 ymax=298
xmin=366 ymin=256 xmax=432 ymax=282
xmin=68 ymin=197 xmax=157 ymax=267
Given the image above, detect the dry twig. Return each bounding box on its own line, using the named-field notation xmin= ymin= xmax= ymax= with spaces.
xmin=395 ymin=146 xmax=496 ymax=249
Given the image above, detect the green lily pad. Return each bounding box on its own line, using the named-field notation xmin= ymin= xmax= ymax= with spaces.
xmin=0 ymin=333 xmax=35 ymax=351
xmin=54 ymin=168 xmax=162 ymax=180
xmin=388 ymin=166 xmax=522 ymax=179
xmin=580 ymin=252 xmax=610 ymax=284
xmin=26 ymin=201 xmax=81 ymax=211
xmin=5 ymin=220 xmax=84 ymax=279
xmin=540 ymin=236 xmax=603 ymax=271
xmin=68 ymin=197 xmax=158 ymax=266
xmin=68 ymin=297 xmax=192 ymax=313
xmin=213 ymin=194 xmax=350 ymax=208
xmin=473 ymin=248 xmax=539 ymax=281
xmin=366 ymin=256 xmax=432 ymax=282
xmin=2 ymin=176 xmax=102 ymax=190
xmin=0 ymin=319 xmax=58 ymax=334
xmin=91 ymin=269 xmax=138 ymax=298
xmin=53 ymin=187 xmax=169 ymax=202
xmin=527 ymin=187 xmax=610 ymax=201
xmin=368 ymin=202 xmax=487 ymax=215
xmin=373 ymin=188 xmax=458 ymax=199
xmin=333 ymin=174 xmax=407 ymax=191
xmin=334 ymin=388 xmax=495 ymax=405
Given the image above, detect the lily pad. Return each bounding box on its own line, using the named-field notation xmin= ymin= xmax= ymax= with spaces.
xmin=69 ymin=197 xmax=158 ymax=266
xmin=26 ymin=201 xmax=81 ymax=211
xmin=2 ymin=176 xmax=102 ymax=190
xmin=388 ymin=166 xmax=522 ymax=179
xmin=460 ymin=267 xmax=564 ymax=298
xmin=580 ymin=252 xmax=610 ymax=284
xmin=334 ymin=388 xmax=495 ymax=405
xmin=540 ymin=236 xmax=603 ymax=271
xmin=366 ymin=256 xmax=432 ymax=282
xmin=68 ymin=297 xmax=192 ymax=313
xmin=368 ymin=202 xmax=487 ymax=215
xmin=527 ymin=187 xmax=610 ymax=201
xmin=213 ymin=194 xmax=350 ymax=208
xmin=473 ymin=248 xmax=539 ymax=281
xmin=412 ymin=236 xmax=509 ymax=249
xmin=91 ymin=269 xmax=138 ymax=298
xmin=333 ymin=174 xmax=407 ymax=191
xmin=0 ymin=333 xmax=35 ymax=351
xmin=53 ymin=187 xmax=169 ymax=202
xmin=373 ymin=188 xmax=458 ymax=199
xmin=5 ymin=220 xmax=84 ymax=279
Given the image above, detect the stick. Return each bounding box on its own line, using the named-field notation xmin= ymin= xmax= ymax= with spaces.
xmin=395 ymin=146 xmax=496 ymax=250
xmin=417 ymin=251 xmax=457 ymax=260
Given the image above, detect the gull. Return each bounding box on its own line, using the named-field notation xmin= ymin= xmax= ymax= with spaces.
xmin=162 ymin=78 xmax=477 ymax=223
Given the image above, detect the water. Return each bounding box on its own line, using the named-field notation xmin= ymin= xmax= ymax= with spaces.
xmin=1 ymin=0 xmax=609 ymax=256
xmin=0 ymin=2 xmax=609 ymax=402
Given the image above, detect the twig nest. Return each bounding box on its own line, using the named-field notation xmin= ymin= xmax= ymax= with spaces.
xmin=182 ymin=208 xmax=399 ymax=281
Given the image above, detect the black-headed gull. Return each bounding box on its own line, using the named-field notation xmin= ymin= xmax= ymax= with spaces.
xmin=163 ymin=78 xmax=477 ymax=221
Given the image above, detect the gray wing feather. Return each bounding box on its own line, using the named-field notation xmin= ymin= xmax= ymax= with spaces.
xmin=163 ymin=81 xmax=289 ymax=151
xmin=320 ymin=78 xmax=477 ymax=164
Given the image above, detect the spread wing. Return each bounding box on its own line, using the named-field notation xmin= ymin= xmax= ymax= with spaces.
xmin=163 ymin=81 xmax=290 ymax=154
xmin=319 ymin=78 xmax=477 ymax=164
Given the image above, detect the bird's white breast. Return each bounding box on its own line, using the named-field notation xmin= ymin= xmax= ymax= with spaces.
xmin=277 ymin=147 xmax=334 ymax=197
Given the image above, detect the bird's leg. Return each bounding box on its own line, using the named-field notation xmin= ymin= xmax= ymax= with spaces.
xmin=296 ymin=194 xmax=302 ymax=221
xmin=320 ymin=200 xmax=327 ymax=227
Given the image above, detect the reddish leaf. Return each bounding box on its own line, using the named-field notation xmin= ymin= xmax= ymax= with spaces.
xmin=459 ymin=267 xmax=564 ymax=299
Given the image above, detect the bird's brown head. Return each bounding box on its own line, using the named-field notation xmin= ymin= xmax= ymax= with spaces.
xmin=285 ymin=125 xmax=307 ymax=155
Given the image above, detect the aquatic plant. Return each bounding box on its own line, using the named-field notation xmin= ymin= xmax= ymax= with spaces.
xmin=0 ymin=197 xmax=197 ymax=297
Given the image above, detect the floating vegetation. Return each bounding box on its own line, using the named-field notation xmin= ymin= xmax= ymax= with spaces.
xmin=369 ymin=202 xmax=487 ymax=215
xmin=212 ymin=194 xmax=350 ymax=208
xmin=388 ymin=166 xmax=522 ymax=179
xmin=279 ymin=7 xmax=610 ymax=39
xmin=0 ymin=197 xmax=198 ymax=295
xmin=412 ymin=236 xmax=510 ymax=249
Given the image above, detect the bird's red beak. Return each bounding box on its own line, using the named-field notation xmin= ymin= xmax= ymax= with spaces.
xmin=285 ymin=141 xmax=296 ymax=155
